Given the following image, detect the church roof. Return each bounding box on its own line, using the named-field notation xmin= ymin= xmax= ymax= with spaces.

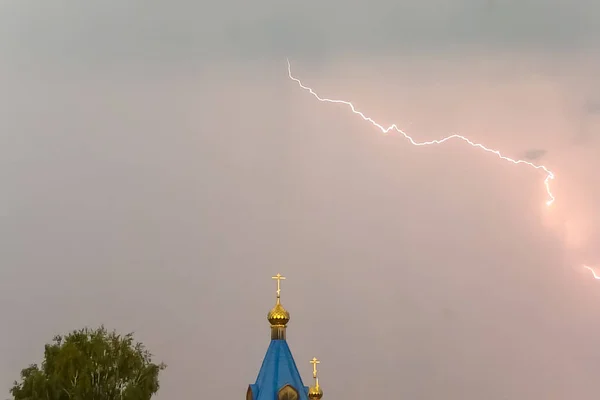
xmin=250 ymin=339 xmax=309 ymax=400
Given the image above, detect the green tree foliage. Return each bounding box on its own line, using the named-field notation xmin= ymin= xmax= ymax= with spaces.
xmin=10 ymin=326 xmax=166 ymax=400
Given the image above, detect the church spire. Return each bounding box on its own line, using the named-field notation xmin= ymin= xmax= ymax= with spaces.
xmin=267 ymin=273 xmax=290 ymax=340
xmin=248 ymin=274 xmax=312 ymax=400
xmin=308 ymin=358 xmax=323 ymax=399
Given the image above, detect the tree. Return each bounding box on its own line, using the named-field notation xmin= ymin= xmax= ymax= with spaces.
xmin=10 ymin=326 xmax=166 ymax=400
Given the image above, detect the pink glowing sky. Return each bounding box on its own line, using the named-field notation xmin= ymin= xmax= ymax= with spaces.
xmin=1 ymin=1 xmax=599 ymax=399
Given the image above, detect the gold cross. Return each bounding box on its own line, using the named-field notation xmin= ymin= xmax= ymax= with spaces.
xmin=310 ymin=357 xmax=320 ymax=379
xmin=272 ymin=273 xmax=286 ymax=299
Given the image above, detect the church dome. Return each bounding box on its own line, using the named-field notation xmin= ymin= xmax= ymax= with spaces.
xmin=267 ymin=301 xmax=290 ymax=326
xmin=308 ymin=385 xmax=323 ymax=399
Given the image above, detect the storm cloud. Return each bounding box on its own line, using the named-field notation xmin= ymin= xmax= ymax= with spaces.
xmin=1 ymin=1 xmax=600 ymax=399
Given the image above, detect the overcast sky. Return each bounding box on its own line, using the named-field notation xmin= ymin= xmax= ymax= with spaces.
xmin=1 ymin=1 xmax=600 ymax=399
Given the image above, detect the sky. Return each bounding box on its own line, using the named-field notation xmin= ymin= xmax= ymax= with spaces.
xmin=1 ymin=1 xmax=600 ymax=399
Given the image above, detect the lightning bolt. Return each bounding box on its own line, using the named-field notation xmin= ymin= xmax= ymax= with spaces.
xmin=286 ymin=59 xmax=556 ymax=206
xmin=286 ymin=59 xmax=598 ymax=279
xmin=584 ymin=265 xmax=600 ymax=280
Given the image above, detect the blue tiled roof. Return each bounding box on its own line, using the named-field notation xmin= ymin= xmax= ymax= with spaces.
xmin=249 ymin=340 xmax=308 ymax=400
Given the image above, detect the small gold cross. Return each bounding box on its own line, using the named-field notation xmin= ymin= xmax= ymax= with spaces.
xmin=271 ymin=273 xmax=286 ymax=299
xmin=310 ymin=357 xmax=320 ymax=379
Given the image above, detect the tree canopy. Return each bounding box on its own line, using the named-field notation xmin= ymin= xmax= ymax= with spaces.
xmin=10 ymin=326 xmax=166 ymax=400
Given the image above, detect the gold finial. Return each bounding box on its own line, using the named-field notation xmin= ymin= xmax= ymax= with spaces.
xmin=272 ymin=273 xmax=286 ymax=302
xmin=268 ymin=274 xmax=290 ymax=338
xmin=308 ymin=358 xmax=323 ymax=399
